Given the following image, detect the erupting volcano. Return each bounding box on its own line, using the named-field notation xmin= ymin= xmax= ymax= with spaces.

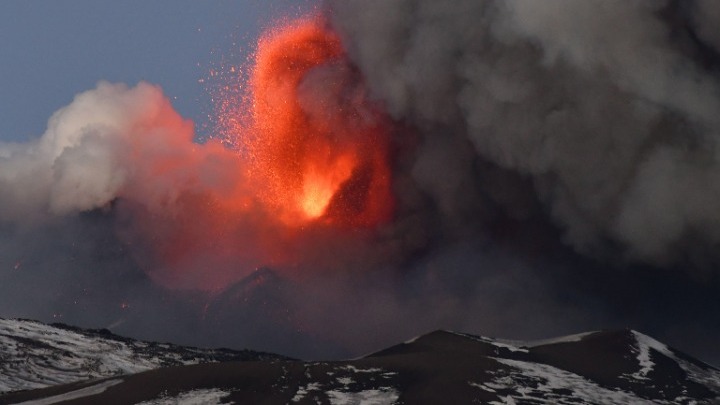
xmin=5 ymin=0 xmax=720 ymax=372
xmin=121 ymin=15 xmax=398 ymax=291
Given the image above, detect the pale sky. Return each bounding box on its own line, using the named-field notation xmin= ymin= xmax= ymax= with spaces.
xmin=0 ymin=0 xmax=316 ymax=142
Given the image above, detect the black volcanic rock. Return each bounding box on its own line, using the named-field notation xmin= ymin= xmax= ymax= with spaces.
xmin=1 ymin=325 xmax=719 ymax=404
xmin=203 ymin=268 xmax=350 ymax=360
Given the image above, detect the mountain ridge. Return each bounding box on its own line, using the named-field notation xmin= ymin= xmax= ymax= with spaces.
xmin=1 ymin=320 xmax=719 ymax=404
xmin=0 ymin=317 xmax=290 ymax=395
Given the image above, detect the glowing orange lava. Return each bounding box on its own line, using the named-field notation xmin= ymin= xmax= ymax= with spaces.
xmin=126 ymin=16 xmax=397 ymax=291
xmin=239 ymin=17 xmax=394 ymax=228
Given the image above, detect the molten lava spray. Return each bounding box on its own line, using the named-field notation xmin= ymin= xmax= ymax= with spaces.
xmin=242 ymin=18 xmax=393 ymax=228
xmin=123 ymin=16 xmax=396 ymax=290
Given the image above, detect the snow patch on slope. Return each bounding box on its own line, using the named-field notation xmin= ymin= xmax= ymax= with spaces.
xmin=629 ymin=330 xmax=673 ymax=380
xmin=485 ymin=357 xmax=657 ymax=404
xmin=0 ymin=319 xmax=157 ymax=393
xmin=678 ymin=359 xmax=720 ymax=396
xmin=291 ymin=365 xmax=398 ymax=404
xmin=450 ymin=331 xmax=528 ymax=353
xmin=0 ymin=318 xmax=265 ymax=394
xmin=327 ymin=388 xmax=399 ymax=405
xmin=291 ymin=382 xmax=321 ymax=402
xmin=451 ymin=330 xmax=599 ymax=353
xmin=14 ymin=379 xmax=122 ymax=405
xmin=629 ymin=331 xmax=720 ymax=395
xmin=523 ymin=331 xmax=598 ymax=348
xmin=136 ymin=388 xmax=234 ymax=405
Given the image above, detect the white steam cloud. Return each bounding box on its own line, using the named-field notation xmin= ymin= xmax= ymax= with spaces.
xmin=0 ymin=81 xmax=246 ymax=239
xmin=0 ymin=82 xmax=194 ymax=223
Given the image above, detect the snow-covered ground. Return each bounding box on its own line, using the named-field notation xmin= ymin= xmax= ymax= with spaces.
xmin=522 ymin=331 xmax=598 ymax=348
xmin=481 ymin=358 xmax=656 ymax=405
xmin=292 ymin=364 xmax=398 ymax=404
xmin=471 ymin=330 xmax=720 ymax=404
xmin=326 ymin=388 xmax=399 ymax=405
xmin=3 ymin=321 xmax=720 ymax=404
xmin=136 ymin=388 xmax=234 ymax=405
xmin=0 ymin=318 xmax=272 ymax=393
xmin=12 ymin=379 xmax=123 ymax=405
xmin=628 ymin=330 xmax=720 ymax=395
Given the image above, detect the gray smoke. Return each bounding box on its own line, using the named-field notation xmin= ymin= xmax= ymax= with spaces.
xmin=330 ymin=0 xmax=720 ymax=268
xmin=0 ymin=82 xmax=198 ymax=225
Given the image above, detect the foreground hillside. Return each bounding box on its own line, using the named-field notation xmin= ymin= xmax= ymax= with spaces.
xmin=0 ymin=318 xmax=288 ymax=394
xmin=1 ymin=319 xmax=719 ymax=404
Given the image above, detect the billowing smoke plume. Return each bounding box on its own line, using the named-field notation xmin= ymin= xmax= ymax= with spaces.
xmin=0 ymin=82 xmax=268 ymax=290
xmin=2 ymin=1 xmax=720 ymax=365
xmin=0 ymin=81 xmax=251 ymax=232
xmin=0 ymin=82 xmax=179 ymax=222
xmin=331 ymin=0 xmax=720 ymax=268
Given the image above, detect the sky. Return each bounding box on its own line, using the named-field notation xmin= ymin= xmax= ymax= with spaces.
xmin=0 ymin=0 xmax=314 ymax=142
xmin=2 ymin=0 xmax=720 ymax=368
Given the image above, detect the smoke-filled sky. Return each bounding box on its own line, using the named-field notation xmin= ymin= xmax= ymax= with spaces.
xmin=2 ymin=0 xmax=720 ymax=367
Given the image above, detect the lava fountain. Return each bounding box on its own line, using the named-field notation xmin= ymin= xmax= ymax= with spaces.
xmin=124 ymin=16 xmax=397 ymax=291
xmin=240 ymin=17 xmax=394 ymax=228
